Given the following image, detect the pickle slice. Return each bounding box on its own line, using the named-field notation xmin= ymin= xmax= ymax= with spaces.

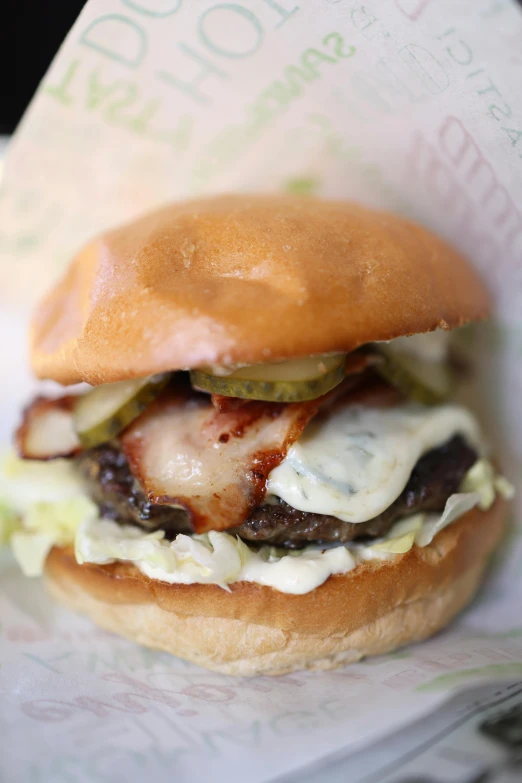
xmin=190 ymin=354 xmax=346 ymax=402
xmin=373 ymin=346 xmax=455 ymax=405
xmin=74 ymin=374 xmax=169 ymax=447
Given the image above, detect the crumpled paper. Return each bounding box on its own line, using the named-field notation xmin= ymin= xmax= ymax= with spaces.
xmin=1 ymin=1 xmax=522 ymax=781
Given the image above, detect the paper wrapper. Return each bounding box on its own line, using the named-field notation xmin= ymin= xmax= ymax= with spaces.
xmin=1 ymin=1 xmax=522 ymax=781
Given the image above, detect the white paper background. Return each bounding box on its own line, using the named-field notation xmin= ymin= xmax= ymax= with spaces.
xmin=280 ymin=681 xmax=522 ymax=782
xmin=1 ymin=2 xmax=522 ymax=781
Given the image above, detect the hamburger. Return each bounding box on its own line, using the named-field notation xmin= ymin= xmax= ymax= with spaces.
xmin=4 ymin=194 xmax=513 ymax=676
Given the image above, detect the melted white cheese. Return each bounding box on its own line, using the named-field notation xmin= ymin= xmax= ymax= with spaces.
xmin=266 ymin=404 xmax=482 ymax=523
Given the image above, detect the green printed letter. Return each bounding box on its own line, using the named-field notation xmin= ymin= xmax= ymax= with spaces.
xmin=79 ymin=15 xmax=147 ymax=68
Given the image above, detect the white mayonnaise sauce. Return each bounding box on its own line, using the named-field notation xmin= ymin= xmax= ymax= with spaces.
xmin=266 ymin=404 xmax=482 ymax=523
xmin=141 ymin=539 xmax=358 ymax=595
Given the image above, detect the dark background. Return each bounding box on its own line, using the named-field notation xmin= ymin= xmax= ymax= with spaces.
xmin=1 ymin=1 xmax=86 ymax=134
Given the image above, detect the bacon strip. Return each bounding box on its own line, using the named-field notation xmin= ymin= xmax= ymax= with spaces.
xmin=121 ymin=388 xmax=319 ymax=533
xmin=16 ymin=396 xmax=81 ymax=460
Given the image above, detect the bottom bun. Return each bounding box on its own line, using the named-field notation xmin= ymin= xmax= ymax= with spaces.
xmin=45 ymin=500 xmax=506 ymax=676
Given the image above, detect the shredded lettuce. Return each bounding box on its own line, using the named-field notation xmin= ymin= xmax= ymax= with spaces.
xmin=24 ymin=497 xmax=98 ymax=537
xmin=415 ymin=493 xmax=479 ymax=548
xmin=0 ymin=501 xmax=20 ymax=544
xmin=461 ymin=459 xmax=496 ymax=510
xmin=368 ymin=514 xmax=424 ymax=556
xmin=75 ymin=518 xmax=358 ymax=590
xmin=1 ymin=453 xmax=99 ymax=575
xmin=11 ymin=497 xmax=98 ymax=577
xmin=494 ymin=475 xmax=515 ymax=501
xmin=0 ymin=453 xmax=89 ymax=511
xmin=11 ymin=532 xmax=57 ymax=577
xmin=75 ymin=519 xmax=246 ymax=586
xmin=75 ymin=518 xmax=172 ymax=566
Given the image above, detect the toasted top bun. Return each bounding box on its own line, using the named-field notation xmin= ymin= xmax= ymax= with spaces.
xmin=31 ymin=195 xmax=491 ymax=385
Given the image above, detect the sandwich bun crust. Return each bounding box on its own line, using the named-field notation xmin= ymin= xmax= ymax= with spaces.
xmin=44 ymin=499 xmax=506 ymax=676
xmin=31 ymin=195 xmax=491 ymax=385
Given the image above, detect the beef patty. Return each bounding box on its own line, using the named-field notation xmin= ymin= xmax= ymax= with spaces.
xmin=232 ymin=436 xmax=477 ymax=547
xmin=78 ymin=435 xmax=477 ymax=548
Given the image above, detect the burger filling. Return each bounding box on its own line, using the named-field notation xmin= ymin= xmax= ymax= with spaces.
xmin=78 ymin=433 xmax=477 ymax=549
xmin=3 ymin=331 xmax=513 ymax=594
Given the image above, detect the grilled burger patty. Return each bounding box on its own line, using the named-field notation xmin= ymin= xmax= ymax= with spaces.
xmin=232 ymin=435 xmax=476 ymax=547
xmin=78 ymin=435 xmax=477 ymax=548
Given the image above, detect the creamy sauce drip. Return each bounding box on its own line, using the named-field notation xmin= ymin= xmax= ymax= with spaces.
xmin=266 ymin=404 xmax=481 ymax=523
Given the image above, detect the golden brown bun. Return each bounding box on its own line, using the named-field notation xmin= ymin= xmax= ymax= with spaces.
xmin=44 ymin=500 xmax=505 ymax=676
xmin=31 ymin=195 xmax=491 ymax=385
